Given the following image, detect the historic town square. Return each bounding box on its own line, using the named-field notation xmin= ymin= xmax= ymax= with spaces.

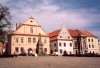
xmin=0 ymin=56 xmax=100 ymax=68
xmin=0 ymin=0 xmax=100 ymax=68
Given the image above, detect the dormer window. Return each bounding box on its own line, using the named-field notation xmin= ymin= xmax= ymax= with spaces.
xmin=30 ymin=27 xmax=33 ymax=33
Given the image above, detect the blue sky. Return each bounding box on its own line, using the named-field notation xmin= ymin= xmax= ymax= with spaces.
xmin=1 ymin=0 xmax=100 ymax=39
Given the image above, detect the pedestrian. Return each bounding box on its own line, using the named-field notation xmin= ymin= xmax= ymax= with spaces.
xmin=26 ymin=50 xmax=28 ymax=56
xmin=14 ymin=51 xmax=17 ymax=57
xmin=35 ymin=53 xmax=37 ymax=57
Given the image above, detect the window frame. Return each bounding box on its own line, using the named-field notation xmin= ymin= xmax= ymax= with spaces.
xmin=92 ymin=44 xmax=94 ymax=48
xmin=15 ymin=47 xmax=19 ymax=52
xmin=70 ymin=43 xmax=72 ymax=47
xmin=44 ymin=39 xmax=46 ymax=44
xmin=30 ymin=27 xmax=33 ymax=33
xmin=60 ymin=49 xmax=62 ymax=53
xmin=28 ymin=38 xmax=31 ymax=43
xmin=33 ymin=38 xmax=36 ymax=43
xmin=89 ymin=44 xmax=91 ymax=48
xmin=64 ymin=43 xmax=66 ymax=47
xmin=88 ymin=39 xmax=90 ymax=42
xmin=21 ymin=38 xmax=24 ymax=43
xmin=16 ymin=38 xmax=19 ymax=43
xmin=59 ymin=43 xmax=61 ymax=46
xmin=91 ymin=39 xmax=93 ymax=42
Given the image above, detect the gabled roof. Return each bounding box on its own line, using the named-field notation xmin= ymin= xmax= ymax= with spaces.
xmin=48 ymin=29 xmax=96 ymax=41
xmin=49 ymin=29 xmax=60 ymax=37
xmin=78 ymin=30 xmax=95 ymax=37
xmin=48 ymin=29 xmax=80 ymax=38
xmin=68 ymin=30 xmax=79 ymax=37
xmin=11 ymin=17 xmax=48 ymax=36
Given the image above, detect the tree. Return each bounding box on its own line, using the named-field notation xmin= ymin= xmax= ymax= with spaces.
xmin=0 ymin=4 xmax=12 ymax=44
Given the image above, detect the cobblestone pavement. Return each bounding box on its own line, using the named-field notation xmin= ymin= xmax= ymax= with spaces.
xmin=0 ymin=56 xmax=100 ymax=68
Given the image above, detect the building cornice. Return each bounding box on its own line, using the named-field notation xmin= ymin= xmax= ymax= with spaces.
xmin=22 ymin=24 xmax=41 ymax=27
xmin=50 ymin=38 xmax=72 ymax=42
xmin=10 ymin=33 xmax=49 ymax=37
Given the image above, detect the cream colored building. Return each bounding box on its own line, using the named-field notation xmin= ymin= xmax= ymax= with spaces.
xmin=86 ymin=37 xmax=99 ymax=54
xmin=7 ymin=17 xmax=50 ymax=55
xmin=69 ymin=30 xmax=100 ymax=54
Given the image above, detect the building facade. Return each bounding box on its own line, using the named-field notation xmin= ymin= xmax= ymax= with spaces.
xmin=72 ymin=30 xmax=100 ymax=54
xmin=49 ymin=25 xmax=73 ymax=55
xmin=49 ymin=26 xmax=100 ymax=55
xmin=7 ymin=17 xmax=50 ymax=55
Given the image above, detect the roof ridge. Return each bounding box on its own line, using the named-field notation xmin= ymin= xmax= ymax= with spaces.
xmin=48 ymin=29 xmax=61 ymax=34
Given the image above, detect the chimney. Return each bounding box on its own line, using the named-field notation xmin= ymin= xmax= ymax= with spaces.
xmin=19 ymin=23 xmax=21 ymax=27
xmin=16 ymin=23 xmax=18 ymax=29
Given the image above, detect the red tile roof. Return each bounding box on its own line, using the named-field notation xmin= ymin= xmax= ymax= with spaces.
xmin=49 ymin=29 xmax=60 ymax=37
xmin=48 ymin=29 xmax=96 ymax=41
xmin=68 ymin=30 xmax=79 ymax=37
xmin=50 ymin=37 xmax=57 ymax=42
xmin=79 ymin=30 xmax=95 ymax=37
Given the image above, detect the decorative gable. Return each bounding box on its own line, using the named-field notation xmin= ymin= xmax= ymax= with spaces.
xmin=58 ymin=24 xmax=72 ymax=39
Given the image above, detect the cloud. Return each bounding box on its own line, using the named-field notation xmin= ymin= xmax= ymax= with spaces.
xmin=1 ymin=0 xmax=100 ymax=38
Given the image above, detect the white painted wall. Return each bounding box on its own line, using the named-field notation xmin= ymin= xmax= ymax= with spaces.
xmin=58 ymin=40 xmax=73 ymax=55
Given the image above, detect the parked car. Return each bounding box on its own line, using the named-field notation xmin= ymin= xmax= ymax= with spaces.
xmin=51 ymin=52 xmax=59 ymax=56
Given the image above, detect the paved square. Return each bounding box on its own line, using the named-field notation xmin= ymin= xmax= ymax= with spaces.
xmin=0 ymin=56 xmax=100 ymax=68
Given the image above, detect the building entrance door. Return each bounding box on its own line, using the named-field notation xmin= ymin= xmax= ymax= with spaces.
xmin=28 ymin=48 xmax=33 ymax=56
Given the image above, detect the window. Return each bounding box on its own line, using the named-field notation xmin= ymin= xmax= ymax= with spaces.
xmin=89 ymin=44 xmax=91 ymax=48
xmin=15 ymin=47 xmax=19 ymax=52
xmin=30 ymin=27 xmax=33 ymax=33
xmin=64 ymin=43 xmax=66 ymax=47
xmin=88 ymin=39 xmax=90 ymax=42
xmin=60 ymin=36 xmax=62 ymax=38
xmin=28 ymin=38 xmax=31 ymax=43
xmin=44 ymin=39 xmax=46 ymax=43
xmin=93 ymin=51 xmax=95 ymax=54
xmin=20 ymin=47 xmax=24 ymax=53
xmin=76 ymin=50 xmax=78 ymax=54
xmin=70 ymin=51 xmax=72 ymax=54
xmin=54 ymin=43 xmax=56 ymax=47
xmin=16 ymin=38 xmax=18 ymax=43
xmin=59 ymin=43 xmax=61 ymax=46
xmin=75 ymin=43 xmax=78 ymax=48
xmin=68 ymin=36 xmax=70 ymax=39
xmin=92 ymin=45 xmax=94 ymax=48
xmin=33 ymin=38 xmax=36 ymax=43
xmin=70 ymin=43 xmax=72 ymax=47
xmin=91 ymin=39 xmax=93 ymax=42
xmin=30 ymin=20 xmax=33 ymax=22
xmin=21 ymin=38 xmax=24 ymax=43
xmin=44 ymin=48 xmax=47 ymax=52
xmin=60 ymin=49 xmax=62 ymax=53
xmin=55 ymin=49 xmax=57 ymax=52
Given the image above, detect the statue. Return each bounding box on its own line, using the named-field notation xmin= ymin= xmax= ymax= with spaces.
xmin=36 ymin=33 xmax=43 ymax=55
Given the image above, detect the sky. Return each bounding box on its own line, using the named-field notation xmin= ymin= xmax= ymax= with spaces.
xmin=1 ymin=0 xmax=100 ymax=39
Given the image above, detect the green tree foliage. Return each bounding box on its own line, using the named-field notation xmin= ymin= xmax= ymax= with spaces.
xmin=0 ymin=4 xmax=12 ymax=43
